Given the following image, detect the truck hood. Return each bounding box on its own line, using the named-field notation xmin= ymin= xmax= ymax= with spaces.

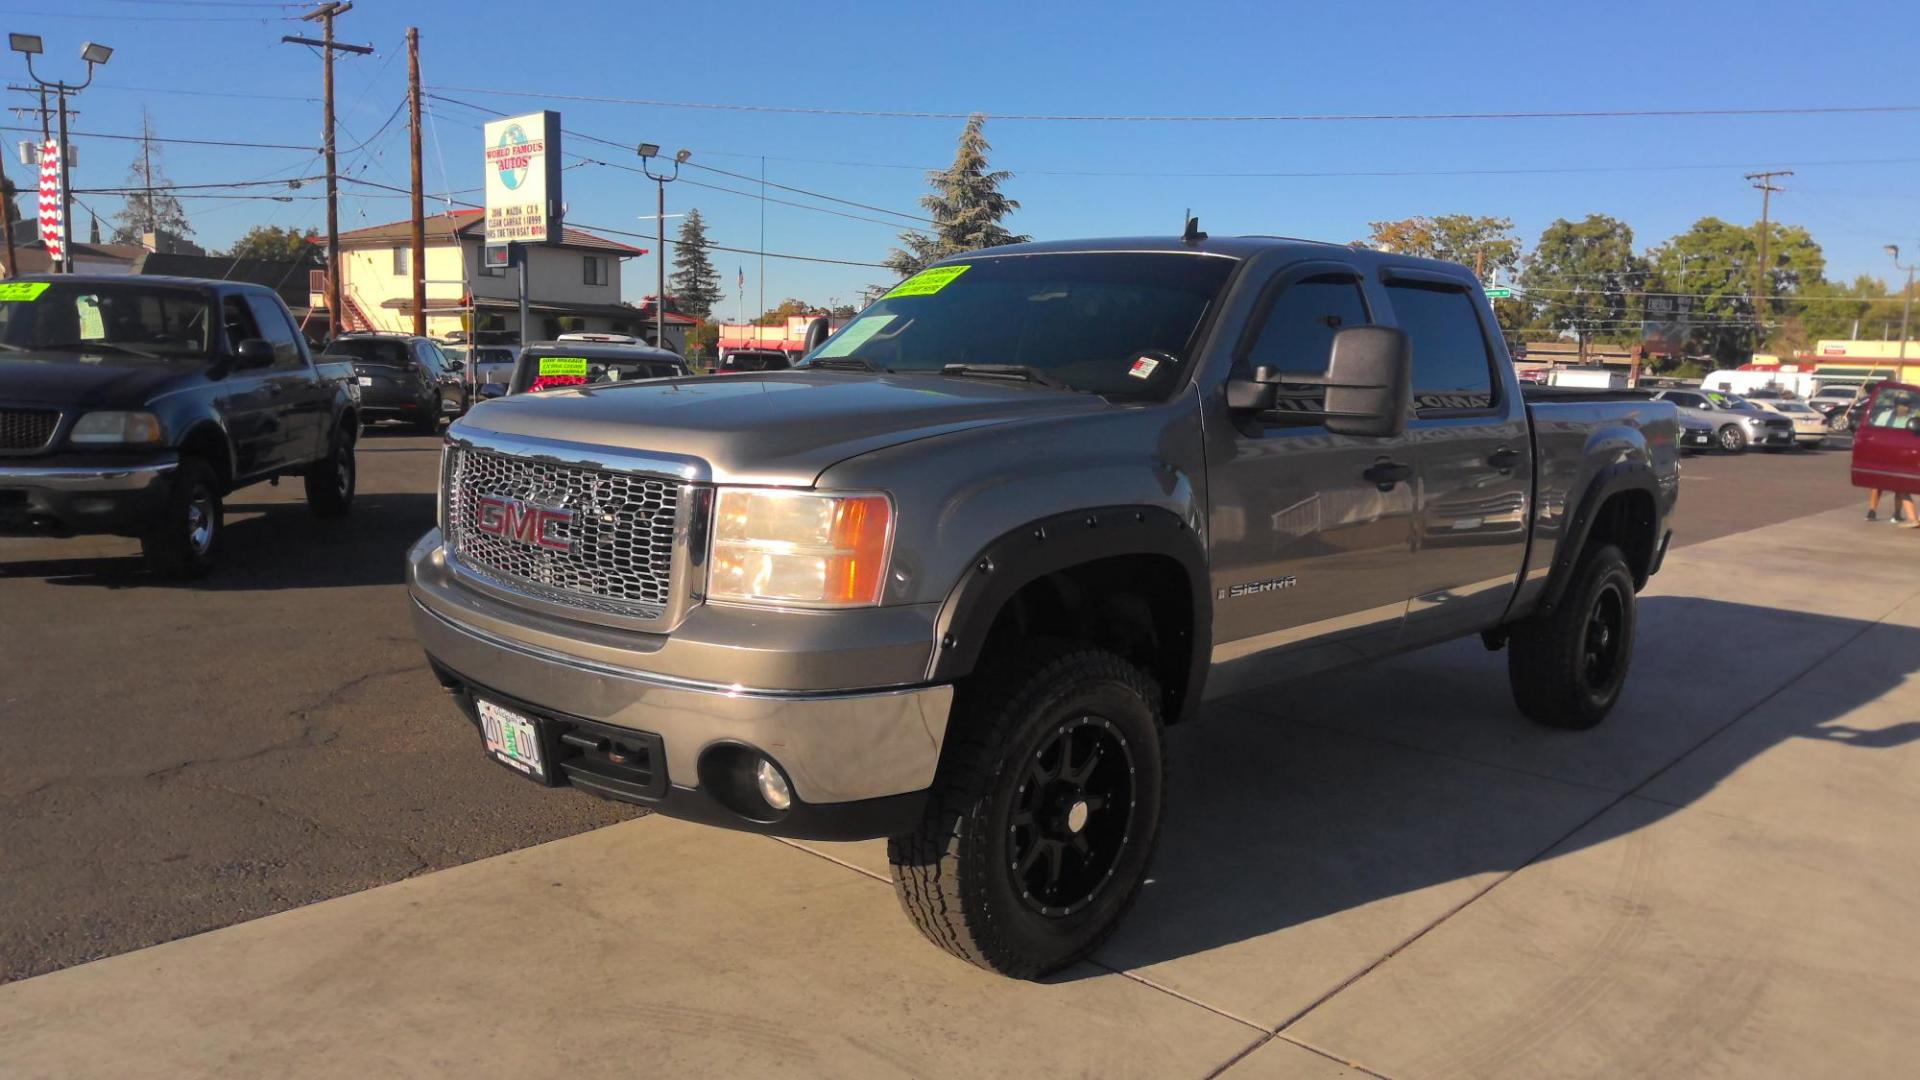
xmin=0 ymin=353 xmax=206 ymax=410
xmin=450 ymin=370 xmax=1111 ymax=485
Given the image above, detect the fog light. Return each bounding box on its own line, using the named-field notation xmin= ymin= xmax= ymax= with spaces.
xmin=755 ymin=759 xmax=792 ymax=812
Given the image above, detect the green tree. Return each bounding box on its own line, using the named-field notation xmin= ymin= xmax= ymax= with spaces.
xmin=109 ymin=111 xmax=194 ymax=245
xmin=668 ymin=208 xmax=723 ymax=318
xmin=1647 ymin=217 xmax=1827 ymax=365
xmin=1524 ymin=215 xmax=1646 ymax=358
xmin=1363 ymin=213 xmax=1521 ymax=277
xmin=884 ymin=113 xmax=1028 ymax=278
xmin=756 ymin=298 xmax=819 ymax=326
xmin=225 ymin=225 xmax=318 ymax=262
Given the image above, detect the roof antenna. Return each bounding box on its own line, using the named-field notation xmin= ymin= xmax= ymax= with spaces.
xmin=1182 ymin=213 xmax=1206 ymax=245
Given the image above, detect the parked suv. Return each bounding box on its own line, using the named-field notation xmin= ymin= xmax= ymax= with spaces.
xmin=1650 ymin=388 xmax=1794 ymax=452
xmin=320 ymin=333 xmax=466 ymax=433
xmin=409 ymin=235 xmax=1678 ymax=977
xmin=0 ymin=275 xmax=358 ymax=577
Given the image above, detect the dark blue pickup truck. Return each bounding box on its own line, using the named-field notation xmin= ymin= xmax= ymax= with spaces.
xmin=0 ymin=275 xmax=359 ymax=577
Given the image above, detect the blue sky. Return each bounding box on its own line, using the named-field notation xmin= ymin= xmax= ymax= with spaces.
xmin=10 ymin=0 xmax=1918 ymax=317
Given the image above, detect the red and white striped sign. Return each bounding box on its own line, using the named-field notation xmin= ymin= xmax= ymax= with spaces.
xmin=38 ymin=140 xmax=64 ymax=261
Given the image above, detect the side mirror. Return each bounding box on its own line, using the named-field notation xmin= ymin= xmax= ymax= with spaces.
xmin=1225 ymin=325 xmax=1411 ymax=438
xmin=803 ymin=316 xmax=833 ymax=351
xmin=234 ymin=338 xmax=276 ymax=369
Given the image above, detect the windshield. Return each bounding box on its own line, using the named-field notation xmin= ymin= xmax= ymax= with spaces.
xmin=803 ymin=253 xmax=1237 ymax=399
xmin=322 ymin=339 xmax=412 ymax=367
xmin=0 ymin=280 xmax=212 ymax=360
xmin=516 ymin=350 xmax=685 ymax=393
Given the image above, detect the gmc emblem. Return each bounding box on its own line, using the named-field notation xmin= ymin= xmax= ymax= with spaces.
xmin=475 ymin=494 xmax=573 ymax=552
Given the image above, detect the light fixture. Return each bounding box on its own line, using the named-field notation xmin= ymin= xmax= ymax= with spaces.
xmin=79 ymin=41 xmax=111 ymax=64
xmin=8 ymin=32 xmax=42 ymax=55
xmin=636 ymin=142 xmax=659 ymax=159
xmin=1887 ymin=245 xmax=1901 ymax=261
xmin=673 ymin=148 xmax=691 ymax=165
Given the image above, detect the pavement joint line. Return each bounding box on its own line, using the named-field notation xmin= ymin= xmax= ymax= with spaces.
xmin=1270 ymin=562 xmax=1920 ymax=1038
xmin=1087 ymin=959 xmax=1269 ymax=1032
xmin=1199 ymin=1032 xmax=1276 ymax=1080
xmin=1270 ymin=1031 xmax=1399 ymax=1080
xmin=767 ymin=837 xmax=890 ymax=885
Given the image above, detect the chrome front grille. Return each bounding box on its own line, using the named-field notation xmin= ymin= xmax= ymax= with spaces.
xmin=448 ymin=447 xmax=679 ymax=616
xmin=0 ymin=408 xmax=58 ymax=452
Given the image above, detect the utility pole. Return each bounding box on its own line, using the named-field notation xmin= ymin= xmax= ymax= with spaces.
xmin=141 ymin=114 xmax=154 ymax=237
xmin=1887 ymin=245 xmax=1915 ymax=361
xmin=284 ymin=4 xmax=371 ymax=341
xmin=407 ymin=26 xmax=425 ymax=337
xmin=0 ymin=143 xmax=15 ymax=276
xmin=1744 ymin=169 xmax=1791 ymax=345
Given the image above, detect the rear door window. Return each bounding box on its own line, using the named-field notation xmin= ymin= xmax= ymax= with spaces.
xmin=1386 ymin=281 xmax=1496 ymax=412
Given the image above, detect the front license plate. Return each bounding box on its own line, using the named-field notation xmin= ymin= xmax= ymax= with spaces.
xmin=477 ymin=698 xmax=546 ymax=781
xmin=357 ymin=376 xmax=374 ymax=386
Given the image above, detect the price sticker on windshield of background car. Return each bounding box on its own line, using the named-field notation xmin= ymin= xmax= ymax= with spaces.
xmin=883 ymin=264 xmax=970 ymax=299
xmin=537 ymin=356 xmax=589 ymax=377
xmin=0 ymin=282 xmax=50 ymax=301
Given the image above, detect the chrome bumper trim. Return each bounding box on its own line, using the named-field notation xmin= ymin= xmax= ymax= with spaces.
xmin=0 ymin=459 xmax=178 ymax=491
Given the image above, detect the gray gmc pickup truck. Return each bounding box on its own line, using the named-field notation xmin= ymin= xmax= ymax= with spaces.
xmin=408 ymin=234 xmax=1678 ymax=977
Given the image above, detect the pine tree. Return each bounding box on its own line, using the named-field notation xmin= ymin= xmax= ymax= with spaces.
xmin=668 ymin=207 xmax=723 ymax=318
xmin=109 ymin=110 xmax=193 ymax=246
xmin=884 ymin=114 xmax=1028 ymax=279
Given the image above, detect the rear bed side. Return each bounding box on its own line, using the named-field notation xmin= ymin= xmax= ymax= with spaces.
xmin=1505 ymin=389 xmax=1679 ymax=623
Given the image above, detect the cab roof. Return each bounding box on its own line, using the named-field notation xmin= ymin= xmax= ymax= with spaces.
xmin=939 ymin=234 xmax=1481 ymax=284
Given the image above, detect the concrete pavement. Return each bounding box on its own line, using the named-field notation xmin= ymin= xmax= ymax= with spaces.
xmin=2 ymin=504 xmax=1916 ymax=1078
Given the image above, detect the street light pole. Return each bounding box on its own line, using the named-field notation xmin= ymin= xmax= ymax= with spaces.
xmin=637 ymin=144 xmax=688 ymax=352
xmin=10 ymin=34 xmax=111 ymax=274
xmin=1889 ymin=245 xmax=1915 ymax=362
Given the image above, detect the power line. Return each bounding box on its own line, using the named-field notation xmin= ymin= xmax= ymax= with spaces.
xmin=425 ymin=85 xmax=1920 ymax=124
xmin=335 ymin=176 xmax=892 ymax=268
xmin=569 ymin=156 xmax=929 ymax=233
xmin=427 ymin=93 xmax=937 ymax=226
xmin=0 ymin=6 xmax=297 ymax=21
xmin=0 ymin=122 xmax=314 ymax=151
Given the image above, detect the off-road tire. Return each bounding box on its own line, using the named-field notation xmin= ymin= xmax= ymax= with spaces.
xmin=888 ymin=644 xmax=1165 ymax=979
xmin=1507 ymin=544 xmax=1636 ymax=729
xmin=304 ymin=422 xmax=356 ymax=518
xmin=140 ymin=457 xmax=222 ymax=580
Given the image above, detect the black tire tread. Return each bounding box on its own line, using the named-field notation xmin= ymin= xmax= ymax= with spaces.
xmin=1508 ymin=544 xmax=1633 ymax=729
xmin=304 ymin=424 xmax=356 ymax=518
xmin=887 ymin=643 xmax=1163 ymax=978
xmin=140 ymin=456 xmax=220 ymax=580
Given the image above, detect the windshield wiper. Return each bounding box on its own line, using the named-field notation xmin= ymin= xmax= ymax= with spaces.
xmin=939 ymin=363 xmax=1070 ymax=390
xmin=804 ymin=355 xmax=889 ymax=373
xmin=39 ymin=340 xmax=163 ymax=360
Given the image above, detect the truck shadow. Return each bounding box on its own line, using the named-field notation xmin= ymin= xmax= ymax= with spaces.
xmin=0 ymin=492 xmax=435 ymax=590
xmin=1084 ymin=596 xmax=1920 ymax=977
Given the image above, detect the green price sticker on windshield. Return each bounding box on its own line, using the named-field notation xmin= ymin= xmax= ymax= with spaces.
xmin=0 ymin=282 xmax=50 ymax=302
xmin=883 ymin=264 xmax=970 ymax=299
xmin=538 ymin=356 xmax=589 ymax=377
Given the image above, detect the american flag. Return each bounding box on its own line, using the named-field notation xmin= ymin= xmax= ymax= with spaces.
xmin=738 ymin=265 xmax=745 ymax=291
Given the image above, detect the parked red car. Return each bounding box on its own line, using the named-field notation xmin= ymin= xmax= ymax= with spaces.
xmin=1850 ymin=381 xmax=1920 ymax=495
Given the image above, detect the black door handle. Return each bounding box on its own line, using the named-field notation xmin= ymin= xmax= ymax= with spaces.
xmin=1489 ymin=447 xmax=1520 ymax=471
xmin=1363 ymin=460 xmax=1413 ymax=492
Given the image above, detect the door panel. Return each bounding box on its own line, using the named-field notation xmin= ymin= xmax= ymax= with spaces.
xmin=1204 ymin=267 xmax=1415 ymax=699
xmin=246 ymin=294 xmax=328 ymax=464
xmin=1388 ymin=280 xmax=1532 ymax=644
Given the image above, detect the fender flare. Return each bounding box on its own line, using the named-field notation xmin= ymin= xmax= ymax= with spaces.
xmin=926 ymin=505 xmax=1212 ymax=724
xmin=1540 ymin=460 xmax=1660 ymax=611
xmin=175 ymin=417 xmax=238 ymax=490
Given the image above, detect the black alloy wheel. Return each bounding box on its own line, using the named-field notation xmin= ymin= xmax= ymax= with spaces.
xmin=1508 ymin=543 xmax=1636 ymax=729
xmin=1007 ymin=715 xmax=1137 ymax=918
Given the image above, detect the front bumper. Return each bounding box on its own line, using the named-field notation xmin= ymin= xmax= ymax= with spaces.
xmin=407 ymin=531 xmax=953 ymax=840
xmin=1749 ymin=425 xmax=1795 ymax=448
xmin=0 ymin=453 xmax=179 ymax=536
xmin=1678 ymin=427 xmax=1715 ymax=450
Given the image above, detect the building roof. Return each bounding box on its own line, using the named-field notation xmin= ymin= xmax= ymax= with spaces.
xmin=3 ymin=240 xmax=147 ymax=275
xmin=338 ymin=209 xmax=646 ymax=255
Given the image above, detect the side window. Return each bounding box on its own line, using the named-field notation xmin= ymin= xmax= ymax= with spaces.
xmin=220 ymin=295 xmax=262 ymax=353
xmin=1386 ymin=281 xmax=1496 ymax=412
xmin=1868 ymin=388 xmax=1918 ymax=429
xmin=244 ymin=295 xmax=303 ymax=370
xmin=1240 ymin=274 xmax=1371 ymax=380
xmin=415 ymin=341 xmax=442 ymax=377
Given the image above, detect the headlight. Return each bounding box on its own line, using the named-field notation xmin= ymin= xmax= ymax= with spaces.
xmin=708 ymin=488 xmax=893 ymax=608
xmin=69 ymin=410 xmax=163 ymax=445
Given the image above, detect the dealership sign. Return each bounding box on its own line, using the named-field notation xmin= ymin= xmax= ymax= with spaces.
xmin=483 ymin=111 xmax=562 ymax=244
